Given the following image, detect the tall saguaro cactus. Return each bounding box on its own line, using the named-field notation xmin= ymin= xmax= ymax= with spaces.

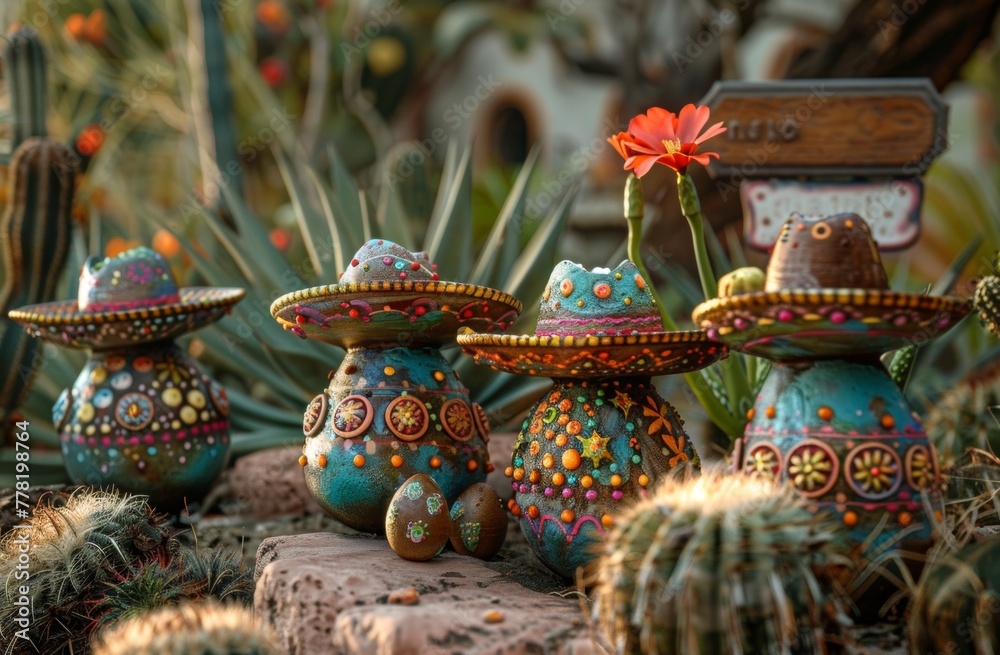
xmin=3 ymin=28 xmax=48 ymax=149
xmin=0 ymin=29 xmax=78 ymax=441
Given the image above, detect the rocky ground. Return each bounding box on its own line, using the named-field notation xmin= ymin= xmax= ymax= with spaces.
xmin=0 ymin=437 xmax=912 ymax=654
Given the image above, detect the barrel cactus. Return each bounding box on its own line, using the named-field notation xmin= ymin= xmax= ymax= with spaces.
xmin=925 ymin=360 xmax=1000 ymax=467
xmin=91 ymin=602 xmax=277 ymax=655
xmin=909 ymin=538 xmax=1000 ymax=654
xmin=591 ymin=469 xmax=848 ymax=654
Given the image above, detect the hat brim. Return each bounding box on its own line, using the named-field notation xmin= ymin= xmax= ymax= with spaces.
xmin=8 ymin=287 xmax=245 ymax=349
xmin=270 ymin=281 xmax=522 ymax=348
xmin=692 ymin=288 xmax=970 ymax=359
xmin=456 ymin=330 xmax=727 ymax=378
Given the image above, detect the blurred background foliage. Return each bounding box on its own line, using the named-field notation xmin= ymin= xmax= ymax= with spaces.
xmin=1 ymin=0 xmax=1000 ymax=483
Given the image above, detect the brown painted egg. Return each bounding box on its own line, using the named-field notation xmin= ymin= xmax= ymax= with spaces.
xmin=449 ymin=483 xmax=507 ymax=560
xmin=386 ymin=474 xmax=451 ymax=561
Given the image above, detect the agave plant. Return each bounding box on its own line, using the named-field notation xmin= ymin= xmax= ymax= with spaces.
xmin=129 ymin=141 xmax=574 ymax=457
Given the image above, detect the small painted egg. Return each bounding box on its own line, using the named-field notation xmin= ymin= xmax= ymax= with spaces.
xmin=386 ymin=474 xmax=450 ymax=561
xmin=449 ymin=483 xmax=507 ymax=560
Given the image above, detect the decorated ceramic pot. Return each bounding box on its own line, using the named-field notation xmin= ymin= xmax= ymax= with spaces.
xmin=458 ymin=260 xmax=726 ymax=578
xmin=692 ymin=213 xmax=969 ymax=556
xmin=271 ymin=239 xmax=520 ymax=533
xmin=9 ymin=247 xmax=244 ymax=510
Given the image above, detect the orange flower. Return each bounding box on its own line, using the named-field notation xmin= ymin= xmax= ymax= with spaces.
xmin=608 ymin=104 xmax=726 ymax=177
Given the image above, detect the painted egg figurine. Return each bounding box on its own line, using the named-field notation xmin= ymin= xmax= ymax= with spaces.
xmin=8 ymin=247 xmax=244 ymax=511
xmin=449 ymin=482 xmax=507 ymax=560
xmin=386 ymin=474 xmax=451 ymax=561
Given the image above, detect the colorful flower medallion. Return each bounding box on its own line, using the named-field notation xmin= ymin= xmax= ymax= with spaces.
xmin=9 ymin=247 xmax=244 ymax=510
xmin=693 ymin=213 xmax=970 ymax=604
xmin=273 ymin=239 xmax=521 ymax=532
xmin=459 ymin=259 xmax=726 ymax=578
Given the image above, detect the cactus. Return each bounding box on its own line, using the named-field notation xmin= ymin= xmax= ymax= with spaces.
xmin=0 ymin=490 xmax=174 ymax=654
xmin=591 ymin=469 xmax=848 ymax=655
xmin=0 ymin=137 xmax=78 ymax=441
xmin=184 ymin=0 xmax=243 ymax=209
xmin=96 ymin=545 xmax=254 ymax=628
xmin=0 ymin=488 xmax=253 ymax=654
xmin=2 ymin=28 xmax=48 ymax=148
xmin=925 ymin=359 xmax=1000 ymax=467
xmin=889 ymin=344 xmax=917 ymax=391
xmin=91 ymin=602 xmax=277 ymax=655
xmin=974 ymin=273 xmax=1000 ymax=337
xmin=909 ymin=538 xmax=1000 ymax=654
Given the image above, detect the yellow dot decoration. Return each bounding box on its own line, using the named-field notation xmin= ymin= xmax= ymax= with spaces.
xmin=163 ymin=388 xmax=182 ymax=407
xmin=179 ymin=406 xmax=198 ymax=425
xmin=560 ymin=279 xmax=574 ymax=296
xmin=384 ymin=366 xmax=395 ymax=376
xmin=187 ymin=390 xmax=206 ymax=409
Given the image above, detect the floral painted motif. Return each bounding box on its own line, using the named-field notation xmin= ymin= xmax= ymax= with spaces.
xmin=787 ymin=442 xmax=837 ymax=497
xmin=403 ymin=481 xmax=424 ymax=501
xmin=746 ymin=443 xmax=781 ymax=479
xmin=114 ymin=392 xmax=154 ymax=431
xmin=441 ymin=399 xmax=474 ymax=441
xmin=155 ymin=355 xmax=190 ymax=384
xmin=789 ymin=448 xmax=829 ymax=490
xmin=426 ymin=493 xmax=444 ymax=516
xmin=407 ymin=520 xmax=428 ymax=543
xmin=642 ymin=396 xmax=688 ymax=467
xmin=848 ymin=445 xmax=902 ymax=499
xmin=460 ymin=522 xmax=481 ymax=552
xmin=331 ymin=395 xmax=372 ymax=438
xmin=303 ymin=394 xmax=328 ymax=438
xmin=385 ymin=396 xmax=429 ymax=441
xmin=906 ymin=445 xmax=933 ymax=491
xmin=642 ymin=396 xmax=673 ymax=436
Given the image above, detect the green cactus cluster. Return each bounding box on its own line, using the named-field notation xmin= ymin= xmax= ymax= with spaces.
xmin=909 ymin=538 xmax=1000 ymax=654
xmin=0 ymin=489 xmax=252 ymax=654
xmin=91 ymin=602 xmax=277 ymax=655
xmin=591 ymin=469 xmax=848 ymax=655
xmin=925 ymin=359 xmax=1000 ymax=467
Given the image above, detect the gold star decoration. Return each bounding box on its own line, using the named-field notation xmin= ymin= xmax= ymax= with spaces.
xmin=576 ymin=430 xmax=615 ymax=468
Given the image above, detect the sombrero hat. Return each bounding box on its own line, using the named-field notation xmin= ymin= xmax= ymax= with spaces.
xmin=457 ymin=260 xmax=726 ymax=378
xmin=692 ymin=213 xmax=970 ymax=360
xmin=8 ymin=247 xmax=244 ymax=349
xmin=270 ymin=239 xmax=521 ymax=348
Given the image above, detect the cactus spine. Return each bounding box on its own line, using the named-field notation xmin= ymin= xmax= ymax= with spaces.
xmin=592 ymin=470 xmax=847 ymax=654
xmin=3 ymin=28 xmax=48 ymax=148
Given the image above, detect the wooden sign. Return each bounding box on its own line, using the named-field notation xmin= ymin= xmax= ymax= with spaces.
xmin=699 ymin=79 xmax=948 ymax=177
xmin=742 ymin=180 xmax=922 ymax=251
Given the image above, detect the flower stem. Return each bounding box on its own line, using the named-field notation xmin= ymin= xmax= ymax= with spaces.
xmin=624 ymin=175 xmax=743 ymax=441
xmin=677 ymin=172 xmax=718 ymax=300
xmin=676 ymin=171 xmax=753 ymax=440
